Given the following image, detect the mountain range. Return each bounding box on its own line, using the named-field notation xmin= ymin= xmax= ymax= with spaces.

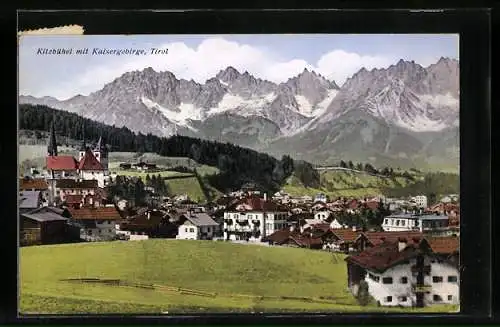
xmin=19 ymin=57 xmax=459 ymax=170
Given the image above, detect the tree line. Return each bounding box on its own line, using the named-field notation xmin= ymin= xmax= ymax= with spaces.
xmin=20 ymin=104 xmax=303 ymax=193
xmin=337 ymin=160 xmax=416 ymax=180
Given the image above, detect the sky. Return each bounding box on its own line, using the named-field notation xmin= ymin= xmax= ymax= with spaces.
xmin=18 ymin=34 xmax=459 ymax=100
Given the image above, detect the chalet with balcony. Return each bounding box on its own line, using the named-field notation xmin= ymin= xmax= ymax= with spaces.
xmin=223 ymin=195 xmax=289 ymax=241
xmin=345 ymin=236 xmax=459 ymax=307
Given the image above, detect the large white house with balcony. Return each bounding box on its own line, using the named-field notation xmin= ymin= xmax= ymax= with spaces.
xmin=345 ymin=236 xmax=459 ymax=307
xmin=223 ymin=195 xmax=289 ymax=242
xmin=382 ymin=213 xmax=450 ymax=233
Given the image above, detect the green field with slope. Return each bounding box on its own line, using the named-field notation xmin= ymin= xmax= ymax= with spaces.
xmin=283 ymin=169 xmax=421 ymax=198
xmin=20 ymin=240 xmax=457 ymax=314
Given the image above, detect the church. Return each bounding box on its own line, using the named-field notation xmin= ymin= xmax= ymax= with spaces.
xmin=46 ymin=120 xmax=110 ymax=204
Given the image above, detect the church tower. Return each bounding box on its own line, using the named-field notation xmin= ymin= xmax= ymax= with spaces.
xmin=47 ymin=118 xmax=58 ymax=156
xmin=78 ymin=123 xmax=88 ymax=163
xmin=93 ymin=136 xmax=109 ymax=170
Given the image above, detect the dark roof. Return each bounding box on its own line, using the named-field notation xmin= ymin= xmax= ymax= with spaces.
xmin=21 ymin=207 xmax=68 ymax=223
xmin=263 ymin=229 xmax=297 ymax=244
xmin=346 ymin=240 xmax=424 ymax=272
xmin=46 ymin=156 xmax=79 ymax=170
xmin=19 ymin=178 xmax=49 ymax=190
xmin=287 ymin=235 xmax=323 ymax=247
xmin=56 ymin=179 xmax=99 ymax=189
xmin=78 ymin=149 xmax=104 ymax=170
xmin=68 ymin=206 xmax=121 ymax=220
xmin=182 ymin=212 xmax=219 ymax=226
xmin=226 ymin=196 xmax=288 ymax=212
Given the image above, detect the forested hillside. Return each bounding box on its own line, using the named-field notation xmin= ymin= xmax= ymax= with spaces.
xmin=19 ymin=104 xmax=301 ymax=193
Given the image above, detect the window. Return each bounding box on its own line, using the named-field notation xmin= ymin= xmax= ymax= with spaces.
xmin=108 ymin=229 xmax=112 ymax=233
xmin=207 ymin=227 xmax=211 ymax=232
xmin=433 ymin=294 xmax=442 ymax=302
xmin=382 ymin=277 xmax=393 ymax=284
xmin=368 ymin=273 xmax=380 ymax=282
xmin=415 ymin=220 xmax=420 ymax=226
xmin=385 ymin=296 xmax=392 ymax=302
xmin=448 ymin=276 xmax=458 ymax=282
xmin=432 ymin=276 xmax=443 ymax=283
xmin=448 ymin=295 xmax=453 ymax=301
xmin=401 ymin=220 xmax=406 ymax=226
xmin=384 ymin=219 xmax=388 ymax=225
xmin=400 ymin=277 xmax=408 ymax=284
xmin=185 ymin=228 xmax=188 ymax=232
xmin=396 ymin=220 xmax=400 ymax=226
xmin=189 ymin=228 xmax=195 ymax=233
xmin=399 ymin=296 xmax=407 ymax=302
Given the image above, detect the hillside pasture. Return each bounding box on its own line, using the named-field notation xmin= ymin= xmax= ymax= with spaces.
xmin=19 ymin=240 xmax=458 ymax=314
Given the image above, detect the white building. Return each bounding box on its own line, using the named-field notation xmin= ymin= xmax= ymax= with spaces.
xmin=314 ymin=193 xmax=328 ymax=203
xmin=330 ymin=218 xmax=344 ymax=229
xmin=382 ymin=213 xmax=450 ymax=233
xmin=68 ymin=206 xmax=121 ymax=241
xmin=411 ymin=195 xmax=428 ymax=208
xmin=176 ymin=212 xmax=220 ymax=240
xmin=346 ymin=237 xmax=459 ymax=307
xmin=314 ymin=209 xmax=332 ymax=221
xmin=223 ymin=196 xmax=289 ymax=241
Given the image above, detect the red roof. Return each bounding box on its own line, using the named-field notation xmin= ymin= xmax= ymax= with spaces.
xmin=78 ymin=149 xmax=104 ymax=171
xmin=287 ymin=235 xmax=323 ymax=247
xmin=46 ymin=156 xmax=78 ymax=170
xmin=426 ymin=236 xmax=459 ymax=254
xmin=346 ymin=240 xmax=421 ymax=272
xmin=360 ymin=231 xmax=424 ymax=246
xmin=331 ymin=228 xmax=360 ymax=242
xmin=348 ymin=199 xmax=359 ymax=209
xmin=229 ymin=196 xmax=287 ymax=212
xmin=68 ymin=206 xmax=121 ymax=220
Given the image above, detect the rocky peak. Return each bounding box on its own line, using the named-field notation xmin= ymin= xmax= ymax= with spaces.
xmin=216 ymin=66 xmax=241 ymax=83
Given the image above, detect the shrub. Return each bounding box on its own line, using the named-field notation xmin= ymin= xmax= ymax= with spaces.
xmin=356 ymin=280 xmax=371 ymax=306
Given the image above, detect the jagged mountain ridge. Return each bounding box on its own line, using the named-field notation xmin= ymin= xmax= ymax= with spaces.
xmin=19 ymin=57 xmax=459 ymax=169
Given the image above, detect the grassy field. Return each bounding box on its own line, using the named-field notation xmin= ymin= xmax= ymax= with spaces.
xmin=20 ymin=240 xmax=458 ymax=314
xmin=283 ymin=169 xmax=421 ymax=198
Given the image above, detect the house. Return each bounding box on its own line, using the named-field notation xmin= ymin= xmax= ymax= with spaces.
xmin=321 ymin=228 xmax=360 ymax=252
xmin=381 ymin=213 xmax=450 ymax=233
xmin=280 ymin=234 xmax=323 ymax=249
xmin=68 ymin=206 xmax=121 ymax=241
xmin=263 ymin=228 xmax=299 ymax=245
xmin=56 ymin=179 xmax=99 ymax=205
xmin=118 ymin=209 xmax=174 ymax=239
xmin=345 ymin=236 xmax=459 ymax=307
xmin=78 ymin=147 xmax=108 ymax=188
xmin=19 ymin=190 xmax=45 ymax=213
xmin=19 ymin=177 xmax=49 ymax=200
xmin=410 ymin=195 xmax=428 ymax=208
xmin=20 ymin=207 xmax=79 ymax=246
xmin=176 ymin=211 xmax=220 ymax=240
xmin=223 ymin=195 xmax=289 ymax=241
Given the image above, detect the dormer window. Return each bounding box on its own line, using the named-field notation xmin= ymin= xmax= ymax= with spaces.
xmin=95 ymin=153 xmax=99 ymax=158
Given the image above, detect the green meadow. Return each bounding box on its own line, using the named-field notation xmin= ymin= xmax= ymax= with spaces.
xmin=20 ymin=240 xmax=458 ymax=314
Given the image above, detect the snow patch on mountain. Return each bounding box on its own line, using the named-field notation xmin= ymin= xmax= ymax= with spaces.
xmin=419 ymin=93 xmax=459 ymax=108
xmin=294 ymin=95 xmax=313 ymax=117
xmin=208 ymin=92 xmax=276 ymax=117
xmin=140 ymin=96 xmax=199 ymax=131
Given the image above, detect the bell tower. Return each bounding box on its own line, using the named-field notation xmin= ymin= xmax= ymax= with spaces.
xmin=93 ymin=136 xmax=109 ymax=170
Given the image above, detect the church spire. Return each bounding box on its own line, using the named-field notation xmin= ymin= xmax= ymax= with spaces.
xmin=47 ymin=117 xmax=58 ymax=156
xmin=79 ymin=122 xmax=87 ymax=151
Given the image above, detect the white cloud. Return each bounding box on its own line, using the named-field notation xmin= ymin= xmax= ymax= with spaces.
xmin=21 ymin=37 xmax=438 ymax=99
xmin=316 ymin=50 xmax=395 ymax=86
